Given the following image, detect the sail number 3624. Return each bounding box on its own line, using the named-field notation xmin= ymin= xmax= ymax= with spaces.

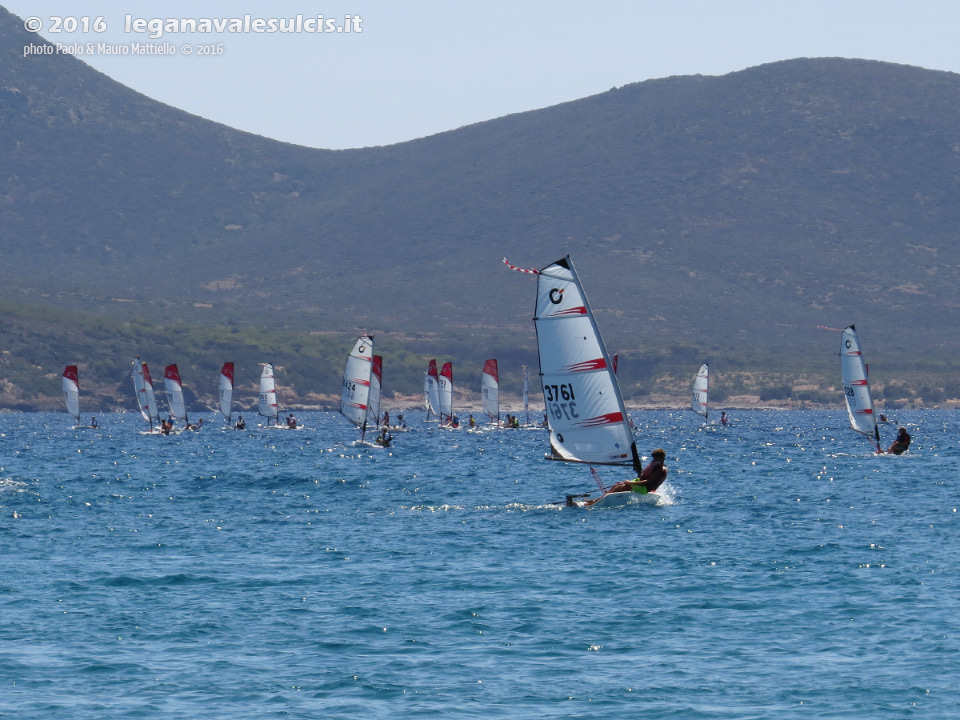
xmin=545 ymin=383 xmax=578 ymax=419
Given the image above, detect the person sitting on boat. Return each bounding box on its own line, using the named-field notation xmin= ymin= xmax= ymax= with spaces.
xmin=286 ymin=414 xmax=298 ymax=429
xmin=160 ymin=419 xmax=173 ymax=435
xmin=720 ymin=411 xmax=728 ymax=426
xmin=469 ymin=414 xmax=476 ymax=428
xmin=90 ymin=417 xmax=98 ymax=429
xmin=511 ymin=416 xmax=521 ymax=429
xmin=235 ymin=415 xmax=245 ymax=430
xmin=376 ymin=427 xmax=392 ymax=447
xmin=886 ymin=427 xmax=910 ymax=455
xmin=600 ymin=449 xmax=669 ymax=497
xmin=396 ymin=414 xmax=407 ymax=429
xmin=382 ymin=410 xmax=390 ymax=427
xmin=194 ymin=418 xmax=203 ymax=431
xmin=449 ymin=415 xmax=460 ymax=428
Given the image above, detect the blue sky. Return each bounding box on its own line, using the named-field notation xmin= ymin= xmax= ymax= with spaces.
xmin=8 ymin=0 xmax=960 ymax=149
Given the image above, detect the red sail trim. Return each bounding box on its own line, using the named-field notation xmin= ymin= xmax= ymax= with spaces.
xmin=220 ymin=362 xmax=234 ymax=383
xmin=851 ymin=379 xmax=868 ymax=386
xmin=63 ymin=365 xmax=79 ymax=383
xmin=547 ymin=306 xmax=588 ymax=316
xmin=141 ymin=363 xmax=153 ymax=385
xmin=372 ymin=355 xmax=383 ymax=382
xmin=575 ymin=412 xmax=623 ymax=428
xmin=482 ymin=359 xmax=498 ymax=382
xmin=164 ymin=364 xmax=182 ymax=383
xmin=565 ymin=358 xmax=607 ymax=373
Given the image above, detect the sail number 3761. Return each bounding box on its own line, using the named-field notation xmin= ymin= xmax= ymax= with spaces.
xmin=545 ymin=383 xmax=578 ymax=420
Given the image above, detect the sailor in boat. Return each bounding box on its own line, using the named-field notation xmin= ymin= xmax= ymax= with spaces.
xmin=90 ymin=417 xmax=98 ymax=429
xmin=286 ymin=414 xmax=299 ymax=429
xmin=235 ymin=415 xmax=245 ymax=430
xmin=376 ymin=427 xmax=392 ymax=447
xmin=571 ymin=449 xmax=669 ymax=507
xmin=469 ymin=414 xmax=476 ymax=428
xmin=720 ymin=411 xmax=728 ymax=426
xmin=885 ymin=427 xmax=910 ymax=455
xmin=382 ymin=410 xmax=390 ymax=427
xmin=396 ymin=414 xmax=407 ymax=429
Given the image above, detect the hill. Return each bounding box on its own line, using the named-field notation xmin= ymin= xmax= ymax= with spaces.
xmin=3 ymin=5 xmax=960 ymax=410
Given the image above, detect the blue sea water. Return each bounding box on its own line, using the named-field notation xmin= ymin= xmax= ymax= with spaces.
xmin=1 ymin=408 xmax=959 ymax=719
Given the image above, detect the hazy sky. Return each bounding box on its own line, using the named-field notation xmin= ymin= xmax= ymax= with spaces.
xmin=9 ymin=1 xmax=960 ymax=149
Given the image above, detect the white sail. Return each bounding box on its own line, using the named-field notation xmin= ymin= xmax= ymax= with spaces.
xmin=691 ymin=363 xmax=709 ymax=419
xmin=366 ymin=355 xmax=383 ymax=427
xmin=219 ymin=362 xmax=234 ymax=422
xmin=258 ymin=363 xmax=279 ymax=422
xmin=340 ymin=335 xmax=374 ymax=434
xmin=438 ymin=362 xmax=454 ymax=422
xmin=481 ymin=358 xmax=499 ymax=424
xmin=840 ymin=325 xmax=881 ymax=448
xmin=533 ymin=256 xmax=640 ymax=469
xmin=62 ymin=365 xmax=80 ymax=423
xmin=424 ymin=359 xmax=440 ymax=419
xmin=164 ymin=364 xmax=187 ymax=422
xmin=132 ymin=358 xmax=159 ymax=428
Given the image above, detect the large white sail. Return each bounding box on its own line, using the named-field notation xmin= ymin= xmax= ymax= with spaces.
xmin=164 ymin=364 xmax=187 ymax=422
xmin=439 ymin=362 xmax=454 ymax=422
xmin=424 ymin=359 xmax=440 ymax=420
xmin=340 ymin=335 xmax=374 ymax=437
xmin=219 ymin=362 xmax=234 ymax=422
xmin=692 ymin=363 xmax=709 ymax=420
xmin=481 ymin=358 xmax=499 ymax=424
xmin=367 ymin=355 xmax=383 ymax=428
xmin=840 ymin=325 xmax=881 ymax=449
xmin=532 ymin=256 xmax=640 ymax=469
xmin=62 ymin=365 xmax=80 ymax=424
xmin=132 ymin=358 xmax=159 ymax=428
xmin=258 ymin=363 xmax=279 ymax=422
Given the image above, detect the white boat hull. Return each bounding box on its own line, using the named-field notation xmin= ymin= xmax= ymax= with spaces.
xmin=573 ymin=491 xmax=660 ymax=508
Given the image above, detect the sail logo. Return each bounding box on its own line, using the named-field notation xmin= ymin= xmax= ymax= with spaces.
xmin=549 ymin=288 xmax=564 ymax=304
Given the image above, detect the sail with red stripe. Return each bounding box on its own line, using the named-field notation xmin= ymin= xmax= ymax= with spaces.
xmin=340 ymin=335 xmax=374 ymax=440
xmin=62 ymin=365 xmax=80 ymax=424
xmin=840 ymin=325 xmax=881 ymax=449
xmin=439 ymin=362 xmax=454 ymax=423
xmin=132 ymin=357 xmax=159 ymax=429
xmin=164 ymin=364 xmax=187 ymax=422
xmin=481 ymin=358 xmax=499 ymax=424
xmin=367 ymin=354 xmax=383 ymax=428
xmin=424 ymin=359 xmax=441 ymax=421
xmin=219 ymin=362 xmax=234 ymax=422
xmin=532 ymin=256 xmax=640 ymax=468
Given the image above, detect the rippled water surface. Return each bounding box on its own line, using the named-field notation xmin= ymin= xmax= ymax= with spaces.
xmin=2 ymin=409 xmax=959 ymax=718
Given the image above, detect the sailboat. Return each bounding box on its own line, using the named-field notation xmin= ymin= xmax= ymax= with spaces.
xmin=164 ymin=364 xmax=189 ymax=430
xmin=481 ymin=359 xmax=500 ymax=426
xmin=258 ymin=363 xmax=280 ymax=427
xmin=840 ymin=325 xmax=882 ymax=452
xmin=691 ymin=363 xmax=709 ymax=421
xmin=62 ymin=365 xmax=81 ymax=427
xmin=219 ymin=362 xmax=234 ymax=423
xmin=132 ymin=357 xmax=160 ymax=433
xmin=423 ymin=359 xmax=441 ymax=422
xmin=340 ymin=335 xmax=375 ymax=445
xmin=438 ymin=361 xmax=455 ymax=426
xmin=367 ymin=354 xmax=383 ymax=429
xmin=507 ymin=256 xmax=659 ymax=507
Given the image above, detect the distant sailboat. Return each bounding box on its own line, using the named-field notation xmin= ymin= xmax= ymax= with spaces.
xmin=506 ymin=256 xmax=659 ymax=508
xmin=340 ymin=335 xmax=374 ymax=445
xmin=840 ymin=325 xmax=882 ymax=452
xmin=439 ymin=361 xmax=454 ymax=425
xmin=424 ymin=359 xmax=441 ymax=422
xmin=691 ymin=363 xmax=709 ymax=421
xmin=481 ymin=358 xmax=500 ymax=425
xmin=219 ymin=362 xmax=234 ymax=423
xmin=258 ymin=363 xmax=279 ymax=426
xmin=132 ymin=357 xmax=159 ymax=432
xmin=62 ymin=365 xmax=81 ymax=427
xmin=164 ymin=364 xmax=188 ymax=428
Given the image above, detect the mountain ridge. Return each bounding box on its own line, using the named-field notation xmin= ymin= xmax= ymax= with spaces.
xmin=3 ymin=4 xmax=960 ymax=409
